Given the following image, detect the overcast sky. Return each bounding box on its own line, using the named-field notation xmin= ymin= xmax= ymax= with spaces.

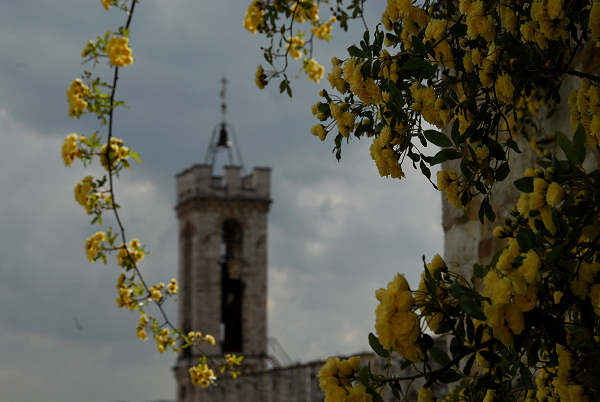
xmin=0 ymin=1 xmax=442 ymax=401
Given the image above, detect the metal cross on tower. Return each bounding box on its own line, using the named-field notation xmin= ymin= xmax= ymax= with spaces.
xmin=204 ymin=76 xmax=245 ymax=170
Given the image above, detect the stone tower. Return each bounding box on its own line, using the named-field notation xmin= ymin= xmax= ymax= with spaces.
xmin=173 ymin=78 xmax=272 ymax=401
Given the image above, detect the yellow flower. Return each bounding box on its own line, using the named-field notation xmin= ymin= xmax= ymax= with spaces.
xmin=101 ymin=0 xmax=111 ymax=10
xmin=167 ymin=278 xmax=178 ymax=294
xmin=244 ymin=0 xmax=264 ymax=33
xmin=519 ymin=250 xmax=541 ymax=284
xmin=589 ymin=284 xmax=600 ymax=315
xmin=495 ymin=73 xmax=514 ymax=104
xmin=204 ymin=334 xmax=216 ymax=345
xmin=85 ymin=231 xmax=105 ymax=262
xmin=189 ymin=363 xmax=216 ymax=388
xmin=483 ymin=389 xmax=496 ymax=402
xmin=546 ymin=182 xmax=565 ymax=206
xmin=311 ymin=124 xmax=327 ymax=141
xmin=254 ymin=65 xmax=267 ymax=89
xmin=305 ymin=58 xmax=325 ymax=83
xmin=74 ymin=176 xmax=95 ymax=214
xmin=136 ymin=328 xmax=148 ymax=340
xmin=66 ymin=79 xmax=89 ymax=118
xmin=418 ymin=387 xmax=434 ymax=402
xmin=106 ymin=36 xmax=134 ymax=67
xmin=62 ymin=134 xmax=82 ymax=166
xmin=149 ymin=285 xmax=163 ymax=302
xmin=81 ymin=40 xmax=94 ymax=58
xmin=286 ymin=36 xmax=304 ymax=60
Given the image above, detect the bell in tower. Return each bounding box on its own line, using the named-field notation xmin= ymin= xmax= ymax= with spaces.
xmin=173 ymin=77 xmax=272 ymax=401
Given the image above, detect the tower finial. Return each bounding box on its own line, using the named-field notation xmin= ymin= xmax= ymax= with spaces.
xmin=204 ymin=77 xmax=245 ymax=171
xmin=220 ymin=76 xmax=227 ymax=124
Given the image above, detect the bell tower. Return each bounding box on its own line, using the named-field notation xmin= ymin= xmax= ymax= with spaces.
xmin=173 ymin=78 xmax=271 ymax=401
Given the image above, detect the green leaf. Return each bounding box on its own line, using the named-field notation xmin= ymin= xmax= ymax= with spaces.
xmin=429 ymin=148 xmax=463 ymax=165
xmin=438 ymin=369 xmax=463 ymax=383
xmin=459 ymin=297 xmax=485 ymax=320
xmin=495 ymin=162 xmax=510 ymax=181
xmin=368 ymin=333 xmax=390 ymax=358
xmin=473 ymin=264 xmax=485 ymax=278
xmin=451 ymin=118 xmax=463 ymax=146
xmin=463 ymin=354 xmax=476 ymax=376
xmin=130 ymin=152 xmax=142 ymax=164
xmin=514 ymin=177 xmax=534 ymax=193
xmin=359 ymin=365 xmax=369 ymax=386
xmin=557 ymin=131 xmax=584 ymax=165
xmin=516 ymin=229 xmax=536 ymax=251
xmin=519 ymin=363 xmax=534 ymax=389
xmin=347 ymin=45 xmax=364 ymax=58
xmin=478 ymin=198 xmax=496 ymax=224
xmin=424 ymin=130 xmax=453 ymax=147
xmin=430 ymin=346 xmax=452 ymax=366
xmin=573 ymin=123 xmax=586 ymax=163
xmin=420 ymin=160 xmax=431 ymax=180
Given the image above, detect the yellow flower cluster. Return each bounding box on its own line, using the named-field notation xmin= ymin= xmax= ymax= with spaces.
xmin=255 ymin=65 xmax=267 ymax=89
xmin=418 ymin=387 xmax=434 ymax=402
xmin=570 ymin=261 xmax=600 ymax=304
xmin=370 ymin=126 xmax=405 ymax=179
xmin=66 ymin=79 xmax=89 ymax=118
xmin=516 ymin=174 xmax=562 ymax=235
xmin=312 ymin=101 xmax=327 ymax=121
xmin=189 ymin=363 xmax=216 ymax=388
xmin=115 ymin=273 xmax=136 ymax=309
xmin=415 ymin=255 xmax=447 ymax=333
xmin=62 ymin=133 xmax=82 ymax=166
xmin=459 ymin=0 xmax=495 ymax=41
xmin=318 ymin=356 xmax=370 ymax=402
xmin=106 ymin=36 xmax=134 ymax=67
xmin=410 ymin=82 xmax=451 ymax=129
xmin=101 ymin=0 xmax=111 ymax=10
xmin=569 ymin=79 xmax=600 ymax=145
xmin=167 ymin=278 xmax=178 ymax=294
xmin=330 ymin=102 xmax=355 ymax=137
xmin=327 ymin=58 xmax=346 ymax=93
xmin=244 ymin=0 xmax=264 ymax=33
xmin=149 ymin=283 xmax=164 ymax=302
xmin=382 ymin=0 xmax=429 ymax=36
xmin=222 ymin=353 xmax=243 ymax=379
xmin=437 ymin=170 xmax=463 ymax=208
xmin=99 ymin=137 xmax=129 ymax=171
xmin=290 ymin=0 xmax=319 ymax=24
xmin=375 ymin=274 xmax=422 ymax=362
xmin=495 ymin=73 xmax=515 ymax=104
xmin=85 ymin=231 xmax=105 ymax=262
xmin=187 ymin=331 xmax=216 ymax=345
xmin=311 ymin=124 xmax=327 ymax=141
xmin=117 ymin=238 xmax=144 ymax=267
xmin=535 ymin=350 xmax=590 ymax=401
xmin=286 ymin=36 xmax=304 ymax=59
xmin=424 ymin=19 xmax=454 ymax=68
xmin=74 ymin=175 xmax=96 ymax=214
xmin=379 ymin=51 xmax=400 ymax=82
xmin=155 ymin=327 xmax=175 ymax=354
xmin=520 ymin=0 xmax=569 ymax=49
xmin=305 ymin=58 xmax=325 ymax=83
xmin=497 ymin=5 xmax=518 ymax=33
xmin=312 ymin=18 xmax=334 ymax=40
xmin=343 ymin=59 xmax=382 ymax=105
xmin=136 ymin=312 xmax=149 ymax=340
xmin=482 ymin=244 xmax=541 ymax=347
xmin=81 ymin=40 xmax=95 ymax=59
xmin=591 ymin=2 xmax=600 ymax=45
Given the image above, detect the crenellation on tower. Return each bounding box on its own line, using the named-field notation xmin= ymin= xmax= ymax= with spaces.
xmin=176 ymin=165 xmax=271 ymax=206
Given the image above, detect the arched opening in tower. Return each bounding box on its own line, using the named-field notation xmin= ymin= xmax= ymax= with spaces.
xmin=220 ymin=219 xmax=244 ymax=352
